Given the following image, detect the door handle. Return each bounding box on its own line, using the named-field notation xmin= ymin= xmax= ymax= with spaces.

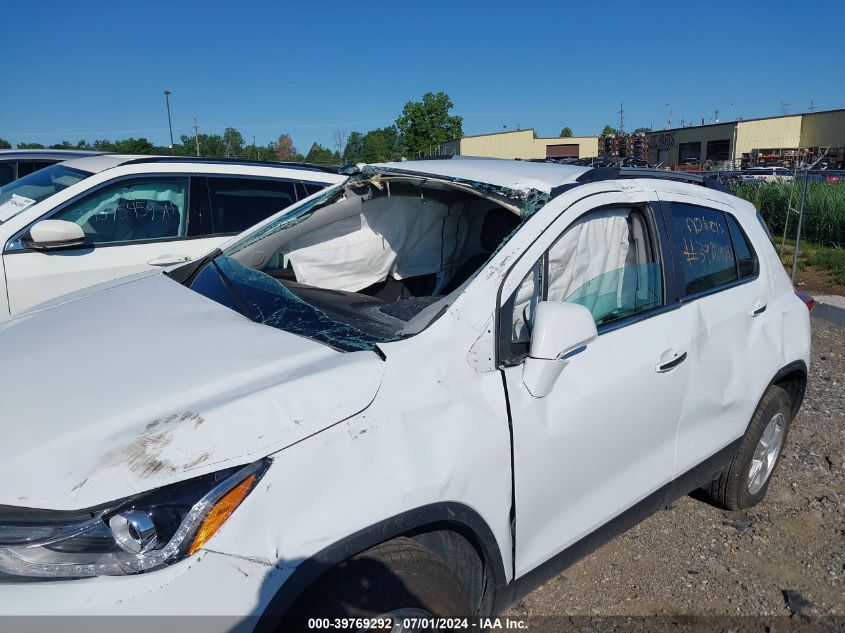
xmin=148 ymin=254 xmax=192 ymax=267
xmin=749 ymin=302 xmax=767 ymax=317
xmin=656 ymin=351 xmax=687 ymax=373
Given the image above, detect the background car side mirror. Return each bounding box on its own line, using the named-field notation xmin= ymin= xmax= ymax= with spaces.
xmin=24 ymin=220 xmax=86 ymax=250
xmin=522 ymin=301 xmax=597 ymax=398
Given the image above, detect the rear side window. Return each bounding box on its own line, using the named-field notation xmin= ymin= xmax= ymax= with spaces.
xmin=302 ymin=182 xmax=327 ymax=196
xmin=206 ymin=177 xmax=298 ymax=234
xmin=16 ymin=160 xmax=56 ymax=178
xmin=668 ymin=203 xmax=737 ymax=295
xmin=726 ymin=214 xmax=758 ymax=278
xmin=0 ymin=162 xmax=16 ymax=186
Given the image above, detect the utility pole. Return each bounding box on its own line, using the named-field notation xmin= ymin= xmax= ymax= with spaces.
xmin=779 ymin=100 xmax=789 ymax=115
xmin=618 ymin=103 xmax=625 ymax=134
xmin=666 ymin=103 xmax=672 ymax=129
xmin=192 ymin=118 xmax=201 ymax=157
xmin=163 ymin=90 xmax=174 ymax=154
xmin=808 ymin=99 xmax=816 ymax=113
xmin=253 ymin=136 xmax=258 ymax=160
xmin=714 ymin=109 xmax=719 ymax=123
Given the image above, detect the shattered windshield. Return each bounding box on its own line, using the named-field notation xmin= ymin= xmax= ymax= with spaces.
xmin=190 ymin=255 xmax=417 ymax=352
xmin=186 ymin=174 xmax=529 ymax=352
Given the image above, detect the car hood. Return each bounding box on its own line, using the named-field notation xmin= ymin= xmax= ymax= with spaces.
xmin=0 ymin=273 xmax=385 ymax=510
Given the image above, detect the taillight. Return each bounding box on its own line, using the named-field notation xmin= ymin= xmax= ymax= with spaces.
xmin=795 ymin=290 xmax=815 ymax=312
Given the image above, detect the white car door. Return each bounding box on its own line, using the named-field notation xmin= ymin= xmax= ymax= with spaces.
xmin=3 ymin=175 xmax=202 ymax=314
xmin=498 ymin=191 xmax=690 ymax=577
xmin=654 ymin=193 xmax=775 ymax=477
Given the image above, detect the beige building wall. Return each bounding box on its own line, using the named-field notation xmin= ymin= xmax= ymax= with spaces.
xmin=734 ymin=116 xmax=802 ymax=156
xmin=458 ymin=130 xmax=537 ymax=159
xmin=453 ymin=130 xmax=598 ymax=159
xmin=800 ymin=110 xmax=845 ymax=148
xmin=648 ymin=114 xmax=819 ymax=165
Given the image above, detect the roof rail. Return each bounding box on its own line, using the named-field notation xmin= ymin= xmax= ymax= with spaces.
xmin=119 ymin=156 xmax=340 ymax=174
xmin=572 ymin=167 xmax=730 ymax=193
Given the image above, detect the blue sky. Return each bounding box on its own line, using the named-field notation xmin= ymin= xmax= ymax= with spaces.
xmin=3 ymin=1 xmax=843 ymax=152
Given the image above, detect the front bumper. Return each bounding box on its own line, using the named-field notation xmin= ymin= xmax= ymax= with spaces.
xmin=0 ymin=549 xmax=294 ymax=632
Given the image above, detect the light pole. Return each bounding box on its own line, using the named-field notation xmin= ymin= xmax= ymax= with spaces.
xmin=163 ymin=90 xmax=174 ymax=154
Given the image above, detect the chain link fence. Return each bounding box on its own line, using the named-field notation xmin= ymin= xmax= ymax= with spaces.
xmin=714 ymin=171 xmax=845 ymax=296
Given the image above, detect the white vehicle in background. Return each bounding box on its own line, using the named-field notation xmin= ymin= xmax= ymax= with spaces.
xmin=0 ymin=148 xmax=101 ymax=186
xmin=0 ymin=155 xmax=344 ymax=315
xmin=739 ymin=167 xmax=794 ymax=182
xmin=0 ymin=159 xmax=811 ymax=630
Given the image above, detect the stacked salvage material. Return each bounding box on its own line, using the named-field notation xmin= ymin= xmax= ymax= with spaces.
xmin=598 ymin=135 xmax=621 ymax=157
xmin=598 ymin=133 xmax=649 ymax=161
xmin=631 ymin=133 xmax=649 ymax=162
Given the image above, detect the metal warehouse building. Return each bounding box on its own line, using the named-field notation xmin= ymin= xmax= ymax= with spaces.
xmin=439 ymin=129 xmax=598 ymax=160
xmin=647 ymin=107 xmax=845 ymax=168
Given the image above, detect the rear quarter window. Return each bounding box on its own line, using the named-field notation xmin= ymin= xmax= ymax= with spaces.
xmin=726 ymin=214 xmax=758 ymax=278
xmin=206 ymin=177 xmax=298 ymax=234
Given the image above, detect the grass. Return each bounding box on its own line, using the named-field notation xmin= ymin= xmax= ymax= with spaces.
xmin=727 ymin=179 xmax=845 ymax=293
xmin=771 ymin=235 xmax=845 ymax=291
xmin=729 ymin=179 xmax=845 ymax=247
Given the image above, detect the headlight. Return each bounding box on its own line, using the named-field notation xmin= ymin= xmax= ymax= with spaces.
xmin=0 ymin=459 xmax=267 ymax=578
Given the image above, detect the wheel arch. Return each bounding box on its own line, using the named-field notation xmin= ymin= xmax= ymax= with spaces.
xmin=257 ymin=502 xmax=507 ymax=628
xmin=770 ymin=359 xmax=808 ymax=417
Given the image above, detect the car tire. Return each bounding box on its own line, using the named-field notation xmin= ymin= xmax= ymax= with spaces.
xmin=701 ymin=385 xmax=793 ymax=510
xmin=282 ymin=537 xmax=472 ymax=631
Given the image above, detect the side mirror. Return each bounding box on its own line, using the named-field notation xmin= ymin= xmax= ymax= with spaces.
xmin=25 ymin=220 xmax=86 ymax=250
xmin=522 ymin=301 xmax=597 ymax=398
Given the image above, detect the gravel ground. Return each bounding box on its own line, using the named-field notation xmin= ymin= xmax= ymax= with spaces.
xmin=506 ymin=317 xmax=844 ymax=621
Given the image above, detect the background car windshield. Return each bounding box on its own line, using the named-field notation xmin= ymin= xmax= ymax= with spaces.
xmin=0 ymin=164 xmax=92 ymax=223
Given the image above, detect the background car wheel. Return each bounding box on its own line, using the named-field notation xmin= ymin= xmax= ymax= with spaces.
xmin=283 ymin=537 xmax=472 ymax=632
xmin=700 ymin=385 xmax=793 ymax=510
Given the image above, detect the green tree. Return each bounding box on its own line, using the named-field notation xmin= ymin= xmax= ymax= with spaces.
xmin=633 ymin=126 xmax=652 ymax=134
xmin=305 ymin=143 xmax=339 ymax=165
xmin=0 ymin=138 xmax=12 ymax=149
xmin=361 ymin=130 xmax=389 ymax=163
xmin=223 ymin=127 xmax=244 ymax=158
xmin=559 ymin=127 xmax=573 ymax=137
xmin=601 ymin=125 xmax=619 ymax=136
xmin=342 ymin=131 xmax=365 ymax=163
xmin=258 ymin=143 xmax=277 ymax=161
xmin=178 ymin=133 xmax=225 ymax=157
xmin=395 ymin=91 xmax=462 ymax=157
xmin=357 ymin=126 xmax=402 ymax=163
xmin=17 ymin=143 xmax=45 ymax=149
xmin=91 ymin=137 xmax=156 ymax=154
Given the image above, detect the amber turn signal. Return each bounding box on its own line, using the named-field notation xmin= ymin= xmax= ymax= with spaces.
xmin=187 ymin=474 xmax=257 ymax=555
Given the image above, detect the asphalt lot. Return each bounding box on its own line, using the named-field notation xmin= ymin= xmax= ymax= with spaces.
xmin=506 ymin=316 xmax=844 ymax=620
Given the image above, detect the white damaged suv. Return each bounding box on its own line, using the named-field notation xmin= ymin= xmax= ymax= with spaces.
xmin=0 ymin=159 xmax=811 ymax=629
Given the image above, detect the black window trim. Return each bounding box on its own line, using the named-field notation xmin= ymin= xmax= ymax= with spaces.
xmin=4 ymin=172 xmax=194 ymax=254
xmin=188 ymin=173 xmax=308 ymax=239
xmin=658 ymin=200 xmax=761 ymax=305
xmin=496 ymin=199 xmax=673 ymax=368
xmin=725 ymin=211 xmax=760 ymax=280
